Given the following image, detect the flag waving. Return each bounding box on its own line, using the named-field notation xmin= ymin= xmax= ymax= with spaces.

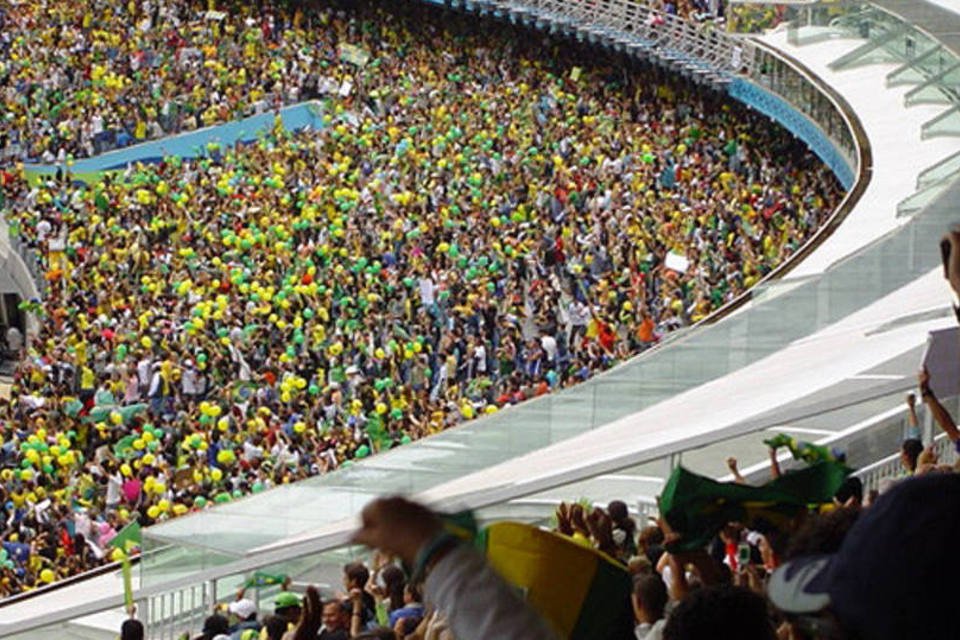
xmin=660 ymin=461 xmax=850 ymax=552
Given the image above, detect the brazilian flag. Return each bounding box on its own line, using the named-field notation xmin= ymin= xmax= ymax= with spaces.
xmin=109 ymin=521 xmax=142 ymax=552
xmin=477 ymin=522 xmax=634 ymax=640
xmin=764 ymin=433 xmax=839 ymax=465
xmin=245 ymin=571 xmax=288 ymax=588
xmin=660 ymin=461 xmax=850 ymax=552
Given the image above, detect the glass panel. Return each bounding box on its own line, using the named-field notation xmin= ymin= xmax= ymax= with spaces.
xmin=922 ymin=104 xmax=960 ymax=139
xmin=886 ymin=45 xmax=954 ymax=87
xmin=904 ymin=62 xmax=960 ymax=106
xmin=917 ymin=149 xmax=960 ymax=189
xmin=897 ymin=179 xmax=953 ymax=218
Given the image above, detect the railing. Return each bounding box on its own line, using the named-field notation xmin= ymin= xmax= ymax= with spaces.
xmin=145 ymin=581 xmax=216 ymax=640
xmin=856 ymin=433 xmax=956 ymax=494
xmin=461 ymin=0 xmax=759 ymax=79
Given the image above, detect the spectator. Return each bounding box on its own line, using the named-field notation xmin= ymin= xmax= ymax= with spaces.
xmin=318 ymin=600 xmax=351 ymax=640
xmin=351 ymin=496 xmax=557 ymax=640
xmin=273 ymin=592 xmax=302 ymax=627
xmin=387 ymin=583 xmax=425 ymax=635
xmin=227 ymin=599 xmax=260 ymax=640
xmin=121 ymin=618 xmax=145 ymax=640
xmin=769 ymin=474 xmax=960 ymax=640
xmin=662 ymin=586 xmax=775 ymax=640
xmin=195 ymin=614 xmax=229 ymax=640
xmin=343 ymin=561 xmax=377 ymax=628
xmin=632 ymin=573 xmax=668 ymax=640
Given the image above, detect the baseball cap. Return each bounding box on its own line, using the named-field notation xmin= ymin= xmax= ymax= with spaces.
xmin=768 ymin=473 xmax=960 ymax=640
xmin=274 ymin=591 xmax=301 ymax=610
xmin=228 ymin=598 xmax=257 ymax=620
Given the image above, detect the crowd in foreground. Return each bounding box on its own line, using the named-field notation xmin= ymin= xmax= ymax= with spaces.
xmin=149 ymin=367 xmax=959 ymax=640
xmin=0 ymin=0 xmax=841 ymax=596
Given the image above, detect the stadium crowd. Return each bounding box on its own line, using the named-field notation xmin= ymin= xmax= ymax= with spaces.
xmin=163 ymin=395 xmax=960 ymax=640
xmin=0 ymin=0 xmax=841 ymax=595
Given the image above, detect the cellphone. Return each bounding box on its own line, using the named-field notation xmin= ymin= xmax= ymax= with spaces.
xmin=737 ymin=543 xmax=751 ymax=567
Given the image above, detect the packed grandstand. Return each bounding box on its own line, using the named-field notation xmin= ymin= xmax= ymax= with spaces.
xmin=0 ymin=0 xmax=846 ymax=597
xmin=2 ymin=0 xmax=958 ymax=639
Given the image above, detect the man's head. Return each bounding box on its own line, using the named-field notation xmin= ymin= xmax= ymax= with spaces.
xmin=632 ymin=573 xmax=668 ymax=624
xmin=900 ymin=438 xmax=923 ymax=472
xmin=121 ymin=619 xmax=144 ymax=640
xmin=262 ymin=615 xmax=289 ymax=640
xmin=227 ymin=598 xmax=257 ymax=623
xmin=769 ymin=474 xmax=960 ymax=640
xmin=663 ymin=586 xmax=775 ymax=640
xmin=321 ymin=600 xmax=348 ymax=631
xmin=273 ymin=591 xmax=301 ymax=623
xmin=343 ymin=561 xmax=370 ymax=590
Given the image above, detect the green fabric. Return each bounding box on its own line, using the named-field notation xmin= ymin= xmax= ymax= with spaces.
xmin=660 ymin=461 xmax=850 ymax=552
xmin=109 ymin=521 xmax=142 ymax=551
xmin=568 ymin=551 xmax=634 ymax=640
xmin=764 ymin=433 xmax=838 ymax=465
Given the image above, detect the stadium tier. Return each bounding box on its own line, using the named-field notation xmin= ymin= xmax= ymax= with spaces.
xmin=0 ymin=1 xmax=957 ymax=639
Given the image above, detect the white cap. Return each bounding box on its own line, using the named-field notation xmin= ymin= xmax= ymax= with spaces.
xmin=228 ymin=598 xmax=257 ymax=620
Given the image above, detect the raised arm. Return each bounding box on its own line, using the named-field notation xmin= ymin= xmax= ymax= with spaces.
xmin=726 ymin=457 xmax=748 ymax=485
xmin=919 ymin=368 xmax=960 ymax=444
xmin=351 ymin=497 xmax=558 ymax=640
xmin=905 ymin=392 xmax=922 ymax=440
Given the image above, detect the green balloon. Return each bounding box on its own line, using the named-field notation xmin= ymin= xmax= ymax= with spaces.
xmin=194 ymin=496 xmax=207 ymax=508
xmin=390 ymin=408 xmax=403 ymax=420
xmin=355 ymin=445 xmax=370 ymax=458
xmin=308 ymin=384 xmax=320 ymax=396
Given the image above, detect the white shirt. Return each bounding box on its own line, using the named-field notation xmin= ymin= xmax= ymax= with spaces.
xmin=6 ymin=327 xmax=23 ymax=352
xmin=242 ymin=440 xmax=264 ymax=463
xmin=137 ymin=358 xmax=152 ymax=387
xmin=181 ymin=367 xmax=199 ymax=395
xmin=473 ymin=345 xmax=487 ymax=373
xmin=419 ymin=277 xmax=436 ymax=306
xmin=540 ymin=335 xmax=558 ymax=361
xmin=635 ymin=619 xmax=666 ymax=640
xmin=106 ymin=472 xmax=122 ymax=506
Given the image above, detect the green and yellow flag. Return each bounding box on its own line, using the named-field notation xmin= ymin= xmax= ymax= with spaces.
xmin=660 ymin=461 xmax=850 ymax=552
xmin=478 ymin=522 xmax=634 ymax=640
xmin=109 ymin=521 xmax=142 ymax=553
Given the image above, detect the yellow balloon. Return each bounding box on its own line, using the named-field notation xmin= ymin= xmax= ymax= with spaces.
xmin=40 ymin=569 xmax=55 ymax=584
xmin=120 ymin=463 xmax=132 ymax=477
xmin=146 ymin=506 xmax=161 ymax=519
xmin=210 ymin=468 xmax=223 ymax=482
